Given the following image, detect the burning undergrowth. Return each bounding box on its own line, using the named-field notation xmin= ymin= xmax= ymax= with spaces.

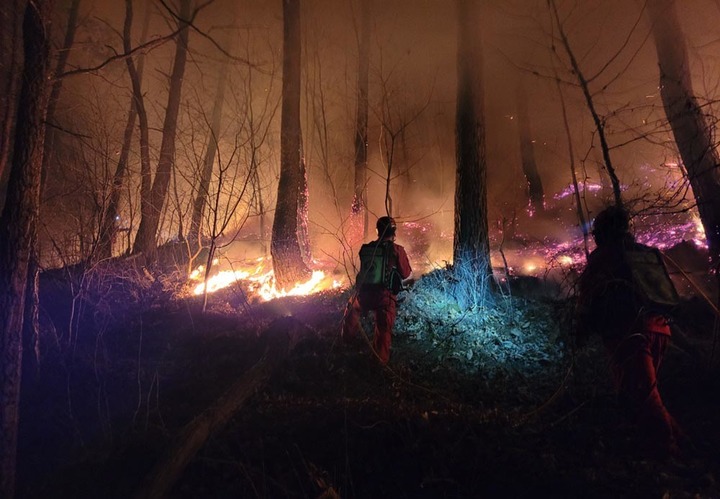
xmin=395 ymin=264 xmax=569 ymax=381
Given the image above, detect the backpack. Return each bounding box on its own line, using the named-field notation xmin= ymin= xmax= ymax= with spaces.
xmin=356 ymin=241 xmax=404 ymax=294
xmin=623 ymin=246 xmax=680 ymax=312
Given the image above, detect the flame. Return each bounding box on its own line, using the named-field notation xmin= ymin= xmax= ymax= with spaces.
xmin=189 ymin=257 xmax=343 ymax=301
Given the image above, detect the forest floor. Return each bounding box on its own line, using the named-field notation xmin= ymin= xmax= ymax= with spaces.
xmin=14 ymin=261 xmax=720 ymax=499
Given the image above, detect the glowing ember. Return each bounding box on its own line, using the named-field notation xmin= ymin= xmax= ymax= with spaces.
xmin=553 ymin=182 xmax=602 ymax=200
xmin=189 ymin=257 xmax=343 ymax=301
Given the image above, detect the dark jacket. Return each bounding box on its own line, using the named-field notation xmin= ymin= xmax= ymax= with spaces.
xmin=576 ymin=235 xmax=673 ymax=342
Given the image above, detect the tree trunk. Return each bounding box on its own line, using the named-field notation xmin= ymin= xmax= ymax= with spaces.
xmin=133 ymin=0 xmax=192 ymax=259
xmin=188 ymin=49 xmax=230 ymax=244
xmin=297 ymin=147 xmax=311 ymax=263
xmin=515 ymin=77 xmax=544 ymax=213
xmin=23 ymin=0 xmax=80 ymax=367
xmin=0 ymin=2 xmax=54 ymax=496
xmin=647 ymin=0 xmax=720 ymax=263
xmin=0 ymin=0 xmax=25 ymax=210
xmin=271 ymin=0 xmax=311 ymax=289
xmin=453 ymin=0 xmax=490 ymax=275
xmin=96 ymin=0 xmax=150 ymax=261
xmin=41 ymin=0 xmax=80 ymax=190
xmin=351 ymin=0 xmax=371 ymax=239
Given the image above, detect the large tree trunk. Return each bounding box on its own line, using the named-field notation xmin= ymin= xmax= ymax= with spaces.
xmin=188 ymin=49 xmax=230 ymax=244
xmin=96 ymin=0 xmax=150 ymax=261
xmin=453 ymin=0 xmax=490 ymax=275
xmin=515 ymin=77 xmax=544 ymax=214
xmin=647 ymin=0 xmax=720 ymax=263
xmin=351 ymin=0 xmax=371 ymax=239
xmin=24 ymin=0 xmax=80 ymax=366
xmin=0 ymin=0 xmax=26 ymax=210
xmin=0 ymin=2 xmax=54 ymax=496
xmin=271 ymin=0 xmax=311 ymax=289
xmin=133 ymin=0 xmax=192 ymax=259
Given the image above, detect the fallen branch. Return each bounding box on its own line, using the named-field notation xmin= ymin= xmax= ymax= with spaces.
xmin=136 ymin=316 xmax=304 ymax=499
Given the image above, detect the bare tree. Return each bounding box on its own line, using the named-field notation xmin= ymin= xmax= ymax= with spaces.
xmin=271 ymin=0 xmax=311 ymax=288
xmin=0 ymin=0 xmax=25 ymax=207
xmin=548 ymin=0 xmax=623 ymax=207
xmin=453 ymin=0 xmax=490 ymax=275
xmin=188 ymin=37 xmax=232 ymax=245
xmin=0 ymin=2 xmax=54 ymax=496
xmin=96 ymin=0 xmax=151 ymax=261
xmin=133 ymin=0 xmax=193 ymax=259
xmin=647 ymin=0 xmax=720 ymax=263
xmin=351 ymin=0 xmax=371 ymax=238
xmin=24 ymin=0 xmax=80 ymax=366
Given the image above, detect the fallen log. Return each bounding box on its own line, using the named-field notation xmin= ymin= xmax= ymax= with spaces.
xmin=136 ymin=316 xmax=303 ymax=499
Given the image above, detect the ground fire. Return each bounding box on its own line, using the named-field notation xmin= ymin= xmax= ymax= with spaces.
xmin=188 ymin=256 xmax=343 ymax=300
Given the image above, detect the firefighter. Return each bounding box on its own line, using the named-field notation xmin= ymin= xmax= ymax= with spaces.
xmin=575 ymin=205 xmax=686 ymax=459
xmin=342 ymin=216 xmax=412 ymax=364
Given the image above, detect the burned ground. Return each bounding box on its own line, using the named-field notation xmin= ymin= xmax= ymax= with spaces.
xmin=15 ymin=266 xmax=720 ymax=498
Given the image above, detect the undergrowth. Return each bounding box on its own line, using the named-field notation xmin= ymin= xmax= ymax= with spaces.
xmin=396 ymin=262 xmax=571 ymax=380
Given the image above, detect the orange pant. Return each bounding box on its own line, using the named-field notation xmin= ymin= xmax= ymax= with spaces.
xmin=605 ymin=332 xmax=682 ymax=456
xmin=342 ymin=290 xmax=397 ymax=364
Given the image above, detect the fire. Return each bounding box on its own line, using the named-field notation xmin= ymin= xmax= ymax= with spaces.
xmin=189 ymin=257 xmax=343 ymax=301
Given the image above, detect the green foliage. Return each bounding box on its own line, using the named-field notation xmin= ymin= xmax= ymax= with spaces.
xmin=396 ymin=264 xmax=567 ymax=379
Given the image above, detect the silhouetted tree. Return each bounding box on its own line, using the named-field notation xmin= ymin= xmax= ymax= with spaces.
xmin=25 ymin=0 xmax=80 ymax=364
xmin=351 ymin=0 xmax=371 ymax=238
xmin=0 ymin=2 xmax=54 ymax=496
xmin=515 ymin=77 xmax=544 ymax=213
xmin=96 ymin=0 xmax=151 ymax=261
xmin=647 ymin=0 xmax=720 ymax=263
xmin=0 ymin=0 xmax=25 ymax=206
xmin=453 ymin=0 xmax=490 ymax=274
xmin=189 ymin=35 xmax=231 ymax=245
xmin=133 ymin=0 xmax=192 ymax=259
xmin=548 ymin=0 xmax=623 ymax=208
xmin=271 ymin=0 xmax=311 ymax=288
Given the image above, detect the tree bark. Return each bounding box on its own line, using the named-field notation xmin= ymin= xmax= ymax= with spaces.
xmin=133 ymin=0 xmax=192 ymax=259
xmin=271 ymin=0 xmax=311 ymax=289
xmin=297 ymin=148 xmax=311 ymax=263
xmin=24 ymin=0 xmax=80 ymax=368
xmin=0 ymin=1 xmax=54 ymax=496
xmin=96 ymin=0 xmax=150 ymax=261
xmin=647 ymin=0 xmax=720 ymax=263
xmin=453 ymin=0 xmax=491 ymax=275
xmin=136 ymin=317 xmax=301 ymax=499
xmin=351 ymin=0 xmax=371 ymax=239
xmin=0 ymin=0 xmax=27 ymax=211
xmin=515 ymin=77 xmax=544 ymax=213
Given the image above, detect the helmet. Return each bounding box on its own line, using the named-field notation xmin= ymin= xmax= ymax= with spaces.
xmin=376 ymin=216 xmax=397 ymax=238
xmin=592 ymin=205 xmax=630 ymax=246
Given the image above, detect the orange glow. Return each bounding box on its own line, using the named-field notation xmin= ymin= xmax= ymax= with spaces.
xmin=557 ymin=255 xmax=573 ymax=266
xmin=188 ymin=257 xmax=343 ymax=301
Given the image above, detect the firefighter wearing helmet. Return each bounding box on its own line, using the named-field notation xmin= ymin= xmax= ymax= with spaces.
xmin=342 ymin=216 xmax=412 ymax=364
xmin=575 ymin=205 xmax=688 ymax=458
